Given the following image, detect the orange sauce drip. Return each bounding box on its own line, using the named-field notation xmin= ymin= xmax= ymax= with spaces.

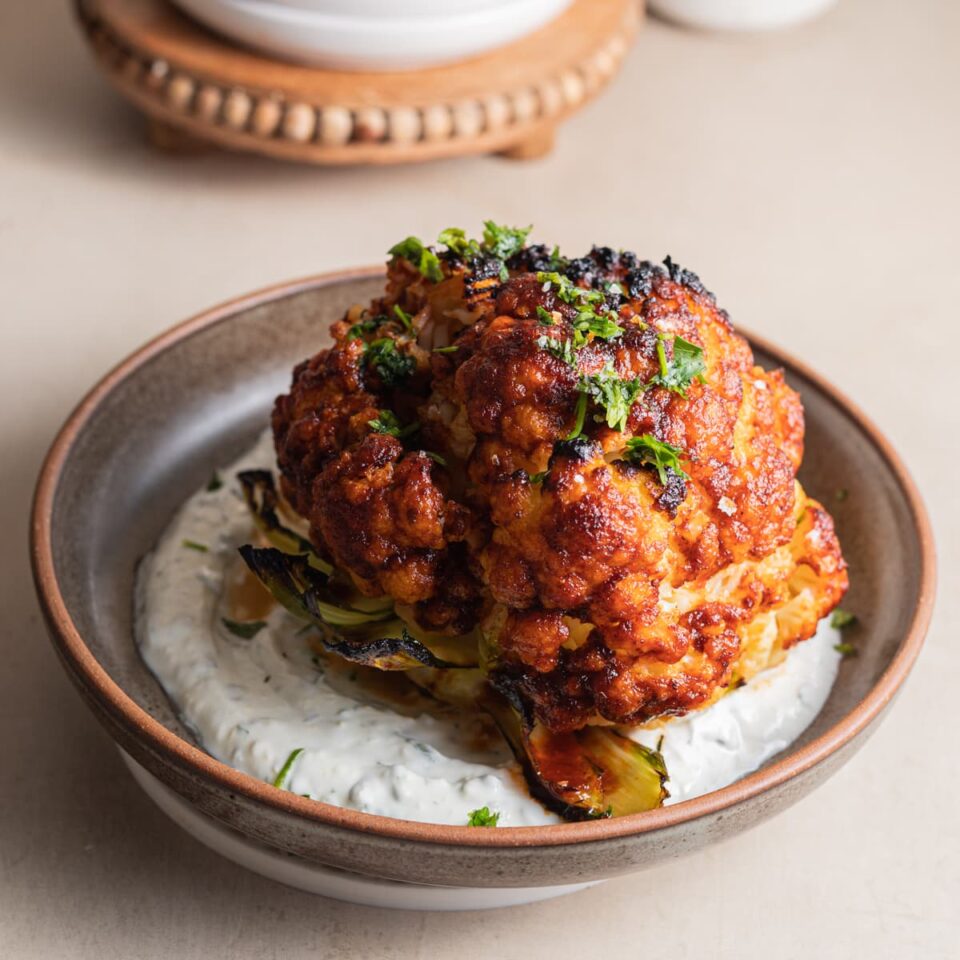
xmin=223 ymin=554 xmax=276 ymax=621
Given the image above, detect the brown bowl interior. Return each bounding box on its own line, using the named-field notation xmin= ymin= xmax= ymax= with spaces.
xmin=31 ymin=269 xmax=934 ymax=887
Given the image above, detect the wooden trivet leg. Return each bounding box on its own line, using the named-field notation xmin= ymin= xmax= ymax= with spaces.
xmin=497 ymin=126 xmax=556 ymax=161
xmin=146 ymin=118 xmax=213 ymax=154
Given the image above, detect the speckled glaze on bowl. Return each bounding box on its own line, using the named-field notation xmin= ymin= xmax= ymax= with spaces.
xmin=31 ymin=268 xmax=935 ymax=889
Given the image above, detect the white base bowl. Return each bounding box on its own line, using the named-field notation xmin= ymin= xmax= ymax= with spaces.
xmin=649 ymin=0 xmax=838 ymax=31
xmin=121 ymin=751 xmax=602 ymax=910
xmin=170 ymin=0 xmax=576 ymax=71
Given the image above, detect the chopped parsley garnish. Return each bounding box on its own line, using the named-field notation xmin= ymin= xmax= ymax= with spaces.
xmin=182 ymin=539 xmax=208 ymax=552
xmin=424 ymin=451 xmax=448 ymax=466
xmin=571 ymin=307 xmax=622 ymax=346
xmin=536 ymin=270 xmax=587 ymax=305
xmin=834 ymin=642 xmax=858 ymax=657
xmin=482 ymin=220 xmax=532 ymax=263
xmin=529 ymin=470 xmax=548 ymax=485
xmin=537 ymin=333 xmax=578 ymax=366
xmin=835 ymin=488 xmax=849 ymax=502
xmin=536 ymin=306 xmax=557 ymax=326
xmin=364 ymin=338 xmax=415 ymax=386
xmin=437 ymin=222 xmax=531 ymax=280
xmin=206 ymin=471 xmax=223 ymax=492
xmin=437 ymin=226 xmax=480 ymax=259
xmin=368 ymin=409 xmax=419 ymax=439
xmin=622 ymin=435 xmax=689 ymax=485
xmin=534 ymin=271 xmax=623 ymax=348
xmin=653 ymin=335 xmax=706 ymax=397
xmin=566 ymin=392 xmax=588 ymax=440
xmin=388 ymin=236 xmax=444 ymax=283
xmin=432 ymin=344 xmax=459 ymax=354
xmin=346 ymin=315 xmax=383 ymax=340
xmin=830 ymin=608 xmax=857 ymax=629
xmin=222 ymin=617 xmax=267 ymax=639
xmin=580 ymin=365 xmax=645 ymax=432
xmin=466 ymin=806 xmax=501 ymax=827
xmin=272 ymin=748 xmax=304 ymax=790
xmin=393 ymin=304 xmax=414 ymax=332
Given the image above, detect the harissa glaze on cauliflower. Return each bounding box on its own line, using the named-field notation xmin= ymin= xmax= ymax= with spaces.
xmin=272 ymin=224 xmax=848 ymax=734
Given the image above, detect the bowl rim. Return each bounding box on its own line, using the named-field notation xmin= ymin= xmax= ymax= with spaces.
xmin=30 ymin=265 xmax=936 ymax=849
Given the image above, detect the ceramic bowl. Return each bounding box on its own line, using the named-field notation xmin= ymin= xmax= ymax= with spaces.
xmin=31 ymin=268 xmax=934 ymax=901
xmin=649 ymin=0 xmax=838 ymax=31
xmin=170 ymin=0 xmax=575 ymax=71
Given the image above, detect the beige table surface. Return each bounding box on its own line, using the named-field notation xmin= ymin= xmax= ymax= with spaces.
xmin=2 ymin=0 xmax=958 ymax=956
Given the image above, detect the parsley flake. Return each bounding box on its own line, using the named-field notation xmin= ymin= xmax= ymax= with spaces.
xmin=364 ymin=338 xmax=415 ymax=386
xmin=482 ymin=221 xmax=532 ymax=262
xmin=432 ymin=344 xmax=459 ymax=354
xmin=566 ymin=392 xmax=588 ymax=440
xmin=437 ymin=227 xmax=480 ymax=259
xmin=622 ymin=435 xmax=689 ymax=485
xmin=424 ymin=451 xmax=448 ymax=467
xmin=580 ymin=365 xmax=645 ymax=432
xmin=388 ymin=236 xmax=444 ymax=283
xmin=206 ymin=471 xmax=223 ymax=492
xmin=368 ymin=410 xmax=420 ymax=439
xmin=346 ymin=315 xmax=384 ymax=340
xmin=182 ymin=539 xmax=208 ymax=552
xmin=272 ymin=748 xmax=304 ymax=790
xmin=830 ymin=609 xmax=857 ymax=629
xmin=467 ymin=806 xmax=501 ymax=827
xmin=534 ymin=271 xmax=622 ymax=349
xmin=537 ymin=333 xmax=578 ymax=366
xmin=536 ymin=271 xmax=588 ymax=304
xmin=529 ymin=470 xmax=549 ymax=485
xmin=834 ymin=642 xmax=858 ymax=657
xmin=393 ymin=304 xmax=414 ymax=332
xmin=571 ymin=307 xmax=622 ymax=346
xmin=653 ymin=335 xmax=706 ymax=397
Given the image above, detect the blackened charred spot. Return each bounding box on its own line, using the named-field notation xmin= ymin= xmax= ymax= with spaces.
xmin=468 ymin=254 xmax=504 ymax=282
xmin=564 ymin=256 xmax=597 ymax=285
xmin=438 ymin=248 xmax=467 ymax=269
xmin=612 ymin=458 xmax=643 ymax=479
xmin=655 ymin=468 xmax=688 ymax=516
xmin=625 ymin=261 xmax=665 ymax=299
xmin=611 ymin=456 xmax=688 ymax=515
xmin=590 ymin=245 xmax=619 ymax=270
xmin=603 ymin=283 xmax=624 ymax=313
xmin=508 ymin=243 xmax=559 ymax=274
xmin=663 ymin=255 xmax=713 ymax=299
xmin=619 ymin=250 xmax=639 ymax=270
xmin=550 ymin=437 xmax=600 ymax=464
xmin=464 ymin=254 xmax=504 ymax=304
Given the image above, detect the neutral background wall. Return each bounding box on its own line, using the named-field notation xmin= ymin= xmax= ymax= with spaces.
xmin=1 ymin=0 xmax=957 ymax=956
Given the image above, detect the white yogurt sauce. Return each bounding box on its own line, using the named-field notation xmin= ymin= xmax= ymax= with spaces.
xmin=136 ymin=430 xmax=842 ymax=826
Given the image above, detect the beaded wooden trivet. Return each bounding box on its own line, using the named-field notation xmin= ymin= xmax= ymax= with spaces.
xmin=75 ymin=0 xmax=640 ymax=165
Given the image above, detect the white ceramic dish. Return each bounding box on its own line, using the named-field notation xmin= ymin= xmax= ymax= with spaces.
xmin=121 ymin=751 xmax=599 ymax=909
xmin=649 ymin=0 xmax=838 ymax=31
xmin=171 ymin=0 xmax=575 ymax=70
xmin=260 ymin=0 xmax=518 ymax=14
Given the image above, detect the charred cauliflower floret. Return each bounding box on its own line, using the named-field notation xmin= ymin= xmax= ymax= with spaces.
xmin=271 ymin=225 xmax=848 ymax=734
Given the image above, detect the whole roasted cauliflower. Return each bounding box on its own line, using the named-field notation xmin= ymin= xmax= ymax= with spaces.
xmin=272 ymin=224 xmax=847 ymax=736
